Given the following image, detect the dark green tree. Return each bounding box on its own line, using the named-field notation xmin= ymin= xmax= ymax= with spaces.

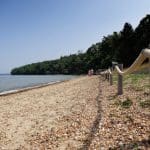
xmin=117 ymin=23 xmax=135 ymax=67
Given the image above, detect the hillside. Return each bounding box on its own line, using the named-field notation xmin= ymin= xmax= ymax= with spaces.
xmin=11 ymin=15 xmax=150 ymax=75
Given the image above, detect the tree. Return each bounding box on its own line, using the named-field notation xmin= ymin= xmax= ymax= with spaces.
xmin=134 ymin=14 xmax=150 ymax=56
xmin=118 ymin=23 xmax=135 ymax=67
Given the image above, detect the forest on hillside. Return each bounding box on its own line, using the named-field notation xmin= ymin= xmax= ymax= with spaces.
xmin=11 ymin=15 xmax=150 ymax=75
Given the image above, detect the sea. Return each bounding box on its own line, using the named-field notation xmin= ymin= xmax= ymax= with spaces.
xmin=0 ymin=74 xmax=78 ymax=93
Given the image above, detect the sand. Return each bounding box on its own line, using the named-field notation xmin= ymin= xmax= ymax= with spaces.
xmin=0 ymin=75 xmax=149 ymax=150
xmin=0 ymin=76 xmax=100 ymax=149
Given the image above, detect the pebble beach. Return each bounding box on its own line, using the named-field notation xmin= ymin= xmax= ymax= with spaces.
xmin=0 ymin=75 xmax=149 ymax=149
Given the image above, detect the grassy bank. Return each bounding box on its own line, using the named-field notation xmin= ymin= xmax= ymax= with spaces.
xmin=112 ymin=72 xmax=150 ymax=109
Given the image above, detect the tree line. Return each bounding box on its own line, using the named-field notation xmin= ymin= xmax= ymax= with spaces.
xmin=11 ymin=15 xmax=150 ymax=75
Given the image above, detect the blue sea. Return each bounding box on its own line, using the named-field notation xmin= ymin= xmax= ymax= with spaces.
xmin=0 ymin=74 xmax=77 ymax=93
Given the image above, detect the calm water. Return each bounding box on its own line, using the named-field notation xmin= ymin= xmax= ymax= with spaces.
xmin=0 ymin=75 xmax=77 ymax=93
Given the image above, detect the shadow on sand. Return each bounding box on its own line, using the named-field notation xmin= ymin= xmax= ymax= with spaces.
xmin=79 ymin=77 xmax=103 ymax=150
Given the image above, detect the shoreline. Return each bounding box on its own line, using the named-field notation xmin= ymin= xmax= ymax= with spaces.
xmin=0 ymin=75 xmax=82 ymax=97
xmin=0 ymin=80 xmax=67 ymax=97
xmin=0 ymin=75 xmax=98 ymax=149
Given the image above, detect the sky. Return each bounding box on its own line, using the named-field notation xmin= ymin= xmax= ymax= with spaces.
xmin=0 ymin=0 xmax=150 ymax=73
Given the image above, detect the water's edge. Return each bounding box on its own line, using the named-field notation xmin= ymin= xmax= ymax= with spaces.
xmin=0 ymin=75 xmax=78 ymax=95
xmin=0 ymin=80 xmax=66 ymax=96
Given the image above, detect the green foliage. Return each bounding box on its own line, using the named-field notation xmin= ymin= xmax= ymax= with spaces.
xmin=11 ymin=15 xmax=150 ymax=75
xmin=117 ymin=23 xmax=135 ymax=67
xmin=139 ymin=100 xmax=150 ymax=108
xmin=114 ymin=97 xmax=133 ymax=109
xmin=121 ymin=98 xmax=133 ymax=108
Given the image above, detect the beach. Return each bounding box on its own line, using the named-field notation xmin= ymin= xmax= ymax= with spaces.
xmin=0 ymin=75 xmax=149 ymax=149
xmin=0 ymin=76 xmax=99 ymax=149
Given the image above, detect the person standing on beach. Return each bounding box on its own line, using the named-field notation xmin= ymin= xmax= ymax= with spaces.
xmin=88 ymin=69 xmax=94 ymax=76
xmin=91 ymin=69 xmax=94 ymax=75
